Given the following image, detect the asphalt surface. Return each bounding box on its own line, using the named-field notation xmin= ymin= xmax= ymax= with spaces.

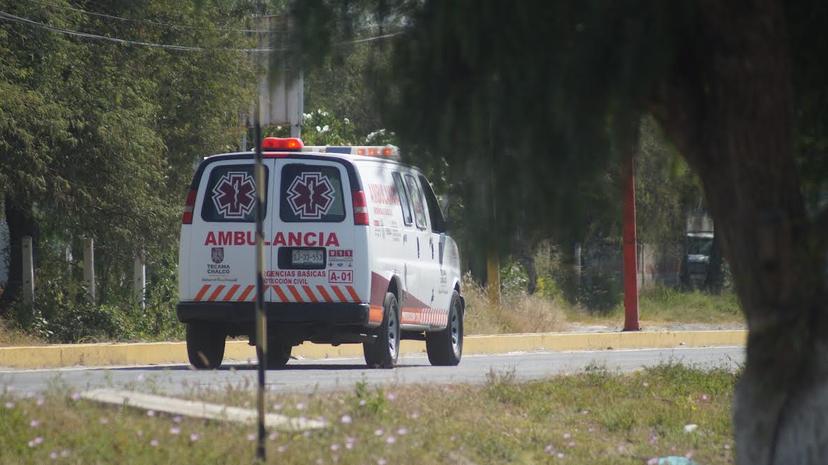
xmin=0 ymin=346 xmax=743 ymax=396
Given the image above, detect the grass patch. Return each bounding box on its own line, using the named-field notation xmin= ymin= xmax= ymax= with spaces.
xmin=566 ymin=286 xmax=743 ymax=327
xmin=636 ymin=287 xmax=742 ymax=323
xmin=0 ymin=364 xmax=736 ymax=464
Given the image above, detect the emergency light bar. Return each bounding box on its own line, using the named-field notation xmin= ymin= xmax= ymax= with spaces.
xmin=302 ymin=145 xmax=400 ymax=160
xmin=262 ymin=137 xmax=303 ymax=151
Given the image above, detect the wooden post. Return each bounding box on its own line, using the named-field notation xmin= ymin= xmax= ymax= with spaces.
xmin=133 ymin=253 xmax=146 ymax=309
xmin=22 ymin=236 xmax=34 ymax=307
xmin=83 ymin=238 xmax=96 ymax=302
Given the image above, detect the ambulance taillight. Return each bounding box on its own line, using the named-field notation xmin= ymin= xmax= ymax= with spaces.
xmin=182 ymin=189 xmax=197 ymax=224
xmin=352 ymin=191 xmax=369 ymax=225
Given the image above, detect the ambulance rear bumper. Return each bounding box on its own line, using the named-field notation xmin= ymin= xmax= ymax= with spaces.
xmin=176 ymin=302 xmax=370 ymax=325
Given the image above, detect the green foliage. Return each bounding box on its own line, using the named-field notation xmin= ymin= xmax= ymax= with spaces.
xmin=635 ymin=116 xmax=704 ymax=248
xmin=0 ymin=0 xmax=256 ymax=337
xmin=300 ymin=109 xmax=362 ymax=145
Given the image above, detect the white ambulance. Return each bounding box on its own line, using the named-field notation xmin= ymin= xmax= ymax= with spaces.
xmin=177 ymin=137 xmax=464 ymax=369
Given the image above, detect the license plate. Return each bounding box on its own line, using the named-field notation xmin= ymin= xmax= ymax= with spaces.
xmin=291 ymin=249 xmax=324 ymax=267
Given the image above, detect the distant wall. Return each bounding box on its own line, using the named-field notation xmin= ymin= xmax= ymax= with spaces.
xmin=581 ymin=240 xmax=681 ymax=291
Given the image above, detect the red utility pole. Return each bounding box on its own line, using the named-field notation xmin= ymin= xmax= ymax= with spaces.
xmin=622 ymin=155 xmax=640 ymax=331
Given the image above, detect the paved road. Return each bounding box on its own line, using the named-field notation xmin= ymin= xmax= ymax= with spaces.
xmin=0 ymin=346 xmax=743 ymax=396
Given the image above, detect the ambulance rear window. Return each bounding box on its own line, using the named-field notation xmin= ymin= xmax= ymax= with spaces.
xmin=201 ymin=164 xmax=267 ymax=223
xmin=280 ymin=164 xmax=346 ymax=223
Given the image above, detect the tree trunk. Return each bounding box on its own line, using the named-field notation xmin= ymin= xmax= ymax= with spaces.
xmin=653 ymin=1 xmax=828 ymax=463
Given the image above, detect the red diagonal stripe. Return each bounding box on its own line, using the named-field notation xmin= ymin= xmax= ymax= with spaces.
xmin=194 ymin=284 xmax=210 ymax=301
xmin=208 ymin=285 xmax=226 ymax=301
xmin=331 ymin=285 xmax=348 ymax=302
xmin=287 ymin=285 xmax=304 ymax=302
xmin=273 ymin=285 xmax=289 ymax=303
xmin=238 ymin=285 xmax=255 ymax=301
xmin=345 ymin=286 xmax=360 ymax=303
xmin=302 ymin=285 xmax=319 ymax=303
xmin=316 ymin=285 xmax=333 ymax=303
xmin=223 ymin=284 xmax=240 ymax=301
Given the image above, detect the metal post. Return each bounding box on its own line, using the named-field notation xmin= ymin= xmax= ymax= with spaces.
xmin=21 ymin=236 xmax=34 ymax=307
xmin=253 ymin=121 xmax=268 ymax=462
xmin=134 ymin=253 xmax=146 ymax=309
xmin=574 ymin=242 xmax=582 ymax=291
xmin=622 ymin=156 xmax=640 ymax=331
xmin=83 ymin=238 xmax=96 ymax=303
xmin=486 ymin=249 xmax=501 ymax=305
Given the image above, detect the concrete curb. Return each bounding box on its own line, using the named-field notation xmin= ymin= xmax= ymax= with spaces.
xmin=0 ymin=330 xmax=746 ymax=369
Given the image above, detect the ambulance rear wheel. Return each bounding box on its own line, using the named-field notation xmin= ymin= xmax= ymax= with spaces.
xmin=426 ymin=291 xmax=463 ymax=366
xmin=186 ymin=322 xmax=226 ymax=369
xmin=266 ymin=342 xmax=292 ymax=369
xmin=364 ymin=292 xmax=400 ymax=369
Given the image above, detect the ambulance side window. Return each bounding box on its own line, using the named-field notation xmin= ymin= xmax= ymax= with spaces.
xmin=392 ymin=172 xmax=413 ymax=226
xmin=201 ymin=164 xmax=267 ymax=223
xmin=404 ymin=174 xmax=428 ymax=230
xmin=280 ymin=164 xmax=346 ymax=223
xmin=418 ymin=175 xmax=446 ymax=233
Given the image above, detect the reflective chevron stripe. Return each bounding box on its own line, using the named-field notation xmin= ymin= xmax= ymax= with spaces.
xmin=191 ymin=284 xmax=362 ymax=303
xmin=400 ymin=306 xmax=448 ymax=327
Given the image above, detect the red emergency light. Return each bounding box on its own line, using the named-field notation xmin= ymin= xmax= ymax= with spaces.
xmin=262 ymin=137 xmax=304 ymax=151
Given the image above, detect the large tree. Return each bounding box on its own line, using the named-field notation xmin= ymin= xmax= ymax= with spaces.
xmin=292 ymin=0 xmax=828 ymax=462
xmin=0 ymin=0 xmax=255 ymax=308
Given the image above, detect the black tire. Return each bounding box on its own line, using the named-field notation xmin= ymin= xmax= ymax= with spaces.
xmin=186 ymin=322 xmax=226 ymax=369
xmin=266 ymin=341 xmax=292 ymax=369
xmin=426 ymin=291 xmax=463 ymax=366
xmin=363 ymin=292 xmax=400 ymax=368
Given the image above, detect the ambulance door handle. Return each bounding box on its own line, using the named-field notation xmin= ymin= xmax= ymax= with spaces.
xmin=430 ymin=237 xmax=434 ymax=259
xmin=416 ymin=237 xmax=420 ymax=258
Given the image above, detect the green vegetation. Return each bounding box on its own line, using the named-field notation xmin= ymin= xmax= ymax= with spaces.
xmin=0 ymin=364 xmax=736 ymax=464
xmin=464 ymin=273 xmax=742 ymax=335
xmin=0 ymin=0 xmax=256 ymax=340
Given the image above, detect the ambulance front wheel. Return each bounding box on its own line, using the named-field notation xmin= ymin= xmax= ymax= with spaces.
xmin=363 ymin=292 xmax=400 ymax=369
xmin=186 ymin=322 xmax=226 ymax=369
xmin=426 ymin=291 xmax=463 ymax=366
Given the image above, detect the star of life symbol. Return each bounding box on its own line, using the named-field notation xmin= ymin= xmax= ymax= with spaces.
xmin=211 ymin=171 xmax=256 ymax=219
xmin=286 ymin=172 xmax=335 ymax=220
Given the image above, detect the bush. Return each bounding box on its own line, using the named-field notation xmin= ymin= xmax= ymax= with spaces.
xmin=5 ymin=249 xmax=184 ymax=343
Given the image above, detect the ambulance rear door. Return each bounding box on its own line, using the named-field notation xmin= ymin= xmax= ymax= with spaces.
xmin=183 ymin=158 xmax=275 ymax=304
xmin=267 ymin=157 xmax=364 ymax=306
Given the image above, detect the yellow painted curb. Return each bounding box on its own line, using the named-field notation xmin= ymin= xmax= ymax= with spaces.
xmin=0 ymin=330 xmax=746 ymax=369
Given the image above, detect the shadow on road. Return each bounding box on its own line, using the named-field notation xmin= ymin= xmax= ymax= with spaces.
xmin=97 ymin=362 xmax=429 ymax=372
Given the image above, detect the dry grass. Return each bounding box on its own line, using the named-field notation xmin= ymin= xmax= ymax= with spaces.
xmin=0 ymin=319 xmax=42 ymax=347
xmin=462 ymin=275 xmax=568 ymax=335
